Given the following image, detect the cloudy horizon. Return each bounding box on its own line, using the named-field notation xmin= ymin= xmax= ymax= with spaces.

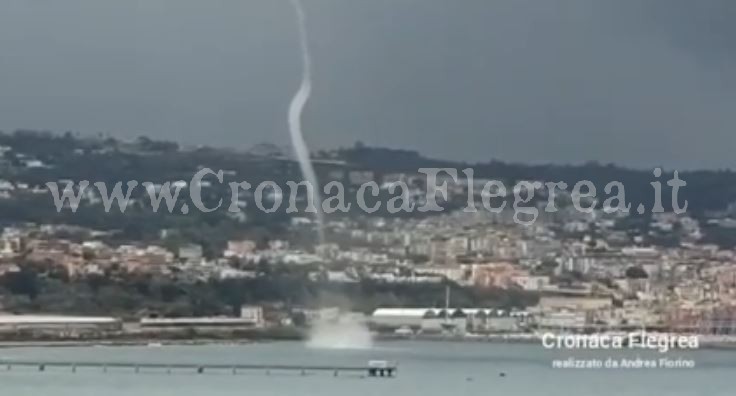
xmin=0 ymin=0 xmax=734 ymax=170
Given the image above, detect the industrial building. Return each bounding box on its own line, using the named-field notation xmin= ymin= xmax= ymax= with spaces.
xmin=0 ymin=314 xmax=122 ymax=335
xmin=140 ymin=306 xmax=264 ymax=329
xmin=370 ymin=308 xmax=528 ymax=334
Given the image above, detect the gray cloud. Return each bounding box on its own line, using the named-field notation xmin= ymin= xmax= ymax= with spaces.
xmin=615 ymin=0 xmax=736 ymax=65
xmin=0 ymin=0 xmax=734 ymax=169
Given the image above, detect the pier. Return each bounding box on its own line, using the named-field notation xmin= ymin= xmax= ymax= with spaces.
xmin=0 ymin=360 xmax=397 ymax=378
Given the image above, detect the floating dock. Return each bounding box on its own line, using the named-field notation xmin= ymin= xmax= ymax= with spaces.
xmin=0 ymin=360 xmax=397 ymax=378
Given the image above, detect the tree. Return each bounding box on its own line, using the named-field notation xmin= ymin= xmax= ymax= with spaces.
xmin=86 ymin=274 xmax=108 ymax=294
xmin=2 ymin=268 xmax=40 ymax=300
xmin=625 ymin=266 xmax=648 ymax=279
xmin=291 ymin=311 xmax=307 ymax=327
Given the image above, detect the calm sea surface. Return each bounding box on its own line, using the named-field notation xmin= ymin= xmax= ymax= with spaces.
xmin=0 ymin=340 xmax=734 ymax=395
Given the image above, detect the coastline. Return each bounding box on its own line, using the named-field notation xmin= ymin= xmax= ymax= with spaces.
xmin=0 ymin=326 xmax=306 ymax=348
xmin=0 ymin=339 xmax=258 ymax=349
xmin=2 ymin=331 xmax=736 ymax=350
xmin=378 ymin=333 xmax=736 ymax=350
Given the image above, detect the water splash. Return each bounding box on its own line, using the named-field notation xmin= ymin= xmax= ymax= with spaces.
xmin=307 ymin=315 xmax=373 ymax=350
xmin=288 ymin=0 xmax=325 ymax=243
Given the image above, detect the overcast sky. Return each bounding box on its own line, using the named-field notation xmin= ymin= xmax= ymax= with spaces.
xmin=0 ymin=0 xmax=734 ymax=169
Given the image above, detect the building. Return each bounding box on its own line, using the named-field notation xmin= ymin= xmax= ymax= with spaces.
xmin=538 ymin=296 xmax=613 ymax=312
xmin=511 ymin=275 xmax=550 ymax=291
xmin=0 ymin=315 xmax=122 ymax=334
xmin=466 ymin=309 xmax=522 ymax=333
xmin=140 ymin=316 xmax=261 ymax=329
xmin=537 ymin=311 xmax=588 ymax=331
xmin=178 ymin=244 xmax=203 ymax=262
xmin=224 ymin=240 xmax=257 ymax=258
xmin=371 ymin=308 xmax=501 ymax=334
xmin=239 ymin=306 xmax=264 ymax=327
xmin=370 ymin=308 xmax=429 ymax=331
